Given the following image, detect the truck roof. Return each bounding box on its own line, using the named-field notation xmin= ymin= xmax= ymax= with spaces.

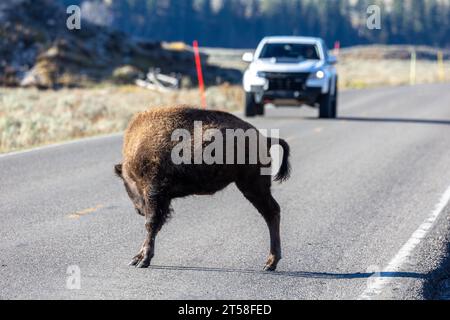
xmin=262 ymin=36 xmax=322 ymax=44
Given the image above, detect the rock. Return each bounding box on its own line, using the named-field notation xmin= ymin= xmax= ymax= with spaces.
xmin=20 ymin=61 xmax=55 ymax=88
xmin=112 ymin=65 xmax=143 ymax=84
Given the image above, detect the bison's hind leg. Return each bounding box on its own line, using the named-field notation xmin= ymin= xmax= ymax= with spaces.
xmin=236 ymin=176 xmax=281 ymax=271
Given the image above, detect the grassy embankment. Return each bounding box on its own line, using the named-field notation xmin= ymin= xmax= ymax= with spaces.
xmin=0 ymin=85 xmax=243 ymax=153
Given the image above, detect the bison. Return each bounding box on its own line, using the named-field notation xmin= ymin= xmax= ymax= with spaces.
xmin=115 ymin=106 xmax=291 ymax=271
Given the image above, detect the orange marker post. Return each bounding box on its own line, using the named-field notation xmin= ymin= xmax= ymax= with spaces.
xmin=334 ymin=41 xmax=340 ymax=56
xmin=193 ymin=40 xmax=207 ymax=109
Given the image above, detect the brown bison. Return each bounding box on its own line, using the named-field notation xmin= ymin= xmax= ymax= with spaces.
xmin=115 ymin=106 xmax=291 ymax=271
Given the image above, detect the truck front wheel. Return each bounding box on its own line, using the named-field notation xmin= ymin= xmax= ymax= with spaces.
xmin=245 ymin=93 xmax=263 ymax=117
xmin=256 ymin=103 xmax=265 ymax=116
xmin=331 ymin=80 xmax=338 ymax=118
xmin=318 ymin=93 xmax=333 ymax=118
xmin=318 ymin=83 xmax=337 ymax=119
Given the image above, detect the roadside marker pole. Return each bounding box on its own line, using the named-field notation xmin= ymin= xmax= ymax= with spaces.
xmin=193 ymin=40 xmax=207 ymax=109
xmin=410 ymin=49 xmax=416 ymax=86
xmin=437 ymin=51 xmax=445 ymax=82
xmin=334 ymin=41 xmax=340 ymax=56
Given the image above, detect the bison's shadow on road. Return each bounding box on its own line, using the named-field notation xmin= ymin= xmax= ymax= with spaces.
xmin=147 ymin=265 xmax=425 ymax=280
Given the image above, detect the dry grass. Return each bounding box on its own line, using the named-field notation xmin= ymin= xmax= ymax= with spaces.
xmin=337 ymin=58 xmax=450 ymax=89
xmin=0 ymin=85 xmax=244 ymax=153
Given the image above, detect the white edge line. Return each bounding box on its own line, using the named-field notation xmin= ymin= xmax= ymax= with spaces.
xmin=0 ymin=132 xmax=123 ymax=159
xmin=359 ymin=184 xmax=450 ymax=300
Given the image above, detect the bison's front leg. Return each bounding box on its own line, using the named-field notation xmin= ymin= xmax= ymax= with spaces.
xmin=130 ymin=195 xmax=171 ymax=268
xmin=129 ymin=219 xmax=158 ymax=269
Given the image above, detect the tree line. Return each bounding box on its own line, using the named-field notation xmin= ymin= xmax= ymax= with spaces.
xmin=60 ymin=0 xmax=450 ymax=48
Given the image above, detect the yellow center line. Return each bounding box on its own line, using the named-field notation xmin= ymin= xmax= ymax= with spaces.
xmin=68 ymin=204 xmax=104 ymax=219
xmin=314 ymin=127 xmax=323 ymax=133
xmin=284 ymin=135 xmax=297 ymax=142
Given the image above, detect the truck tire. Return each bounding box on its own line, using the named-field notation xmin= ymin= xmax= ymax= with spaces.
xmin=318 ymin=92 xmax=333 ymax=119
xmin=245 ymin=93 xmax=258 ymax=117
xmin=256 ymin=103 xmax=265 ymax=116
xmin=331 ymin=81 xmax=338 ymax=118
xmin=319 ymin=81 xmax=338 ymax=119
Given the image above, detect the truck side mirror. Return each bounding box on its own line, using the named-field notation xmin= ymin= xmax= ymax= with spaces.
xmin=328 ymin=55 xmax=338 ymax=65
xmin=242 ymin=52 xmax=254 ymax=63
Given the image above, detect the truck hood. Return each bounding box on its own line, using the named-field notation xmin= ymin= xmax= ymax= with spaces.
xmin=251 ymin=58 xmax=324 ymax=73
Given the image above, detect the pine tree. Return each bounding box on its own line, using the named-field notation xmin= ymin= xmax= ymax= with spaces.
xmin=66 ymin=0 xmax=450 ymax=49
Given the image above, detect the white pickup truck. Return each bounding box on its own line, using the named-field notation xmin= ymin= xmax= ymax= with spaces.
xmin=242 ymin=36 xmax=338 ymax=118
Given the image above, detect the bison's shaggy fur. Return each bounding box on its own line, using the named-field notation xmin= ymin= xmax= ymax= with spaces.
xmin=115 ymin=106 xmax=291 ymax=271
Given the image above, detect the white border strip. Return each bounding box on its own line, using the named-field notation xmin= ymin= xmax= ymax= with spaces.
xmin=0 ymin=132 xmax=123 ymax=159
xmin=359 ymin=184 xmax=450 ymax=299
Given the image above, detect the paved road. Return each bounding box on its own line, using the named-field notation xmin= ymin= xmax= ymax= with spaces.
xmin=1 ymin=84 xmax=450 ymax=300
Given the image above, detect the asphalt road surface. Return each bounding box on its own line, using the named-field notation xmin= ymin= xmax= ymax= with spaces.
xmin=1 ymin=83 xmax=450 ymax=300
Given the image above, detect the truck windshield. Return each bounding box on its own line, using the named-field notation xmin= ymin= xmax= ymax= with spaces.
xmin=259 ymin=43 xmax=320 ymax=61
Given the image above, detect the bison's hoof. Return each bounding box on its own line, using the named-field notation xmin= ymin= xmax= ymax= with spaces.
xmin=129 ymin=259 xmax=140 ymax=266
xmin=263 ymin=264 xmax=277 ymax=272
xmin=263 ymin=255 xmax=280 ymax=272
xmin=129 ymin=254 xmax=143 ymax=266
xmin=137 ymin=260 xmax=151 ymax=268
xmin=129 ymin=251 xmax=153 ymax=268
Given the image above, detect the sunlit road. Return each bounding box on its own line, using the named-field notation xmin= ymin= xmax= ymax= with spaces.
xmin=1 ymin=83 xmax=450 ymax=299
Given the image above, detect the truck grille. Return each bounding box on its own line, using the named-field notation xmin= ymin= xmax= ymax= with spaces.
xmin=266 ymin=72 xmax=310 ymax=91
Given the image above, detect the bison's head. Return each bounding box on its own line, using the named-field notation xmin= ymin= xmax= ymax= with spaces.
xmin=115 ymin=164 xmax=145 ymax=216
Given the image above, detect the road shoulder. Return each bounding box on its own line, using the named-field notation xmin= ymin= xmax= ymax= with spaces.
xmin=396 ymin=204 xmax=450 ymax=300
xmin=421 ymin=204 xmax=450 ymax=299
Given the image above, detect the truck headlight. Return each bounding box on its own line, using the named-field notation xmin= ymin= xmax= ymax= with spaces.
xmin=315 ymin=70 xmax=325 ymax=79
xmin=309 ymin=70 xmax=325 ymax=80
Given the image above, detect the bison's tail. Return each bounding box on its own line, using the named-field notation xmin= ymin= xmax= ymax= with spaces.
xmin=274 ymin=138 xmax=291 ymax=183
